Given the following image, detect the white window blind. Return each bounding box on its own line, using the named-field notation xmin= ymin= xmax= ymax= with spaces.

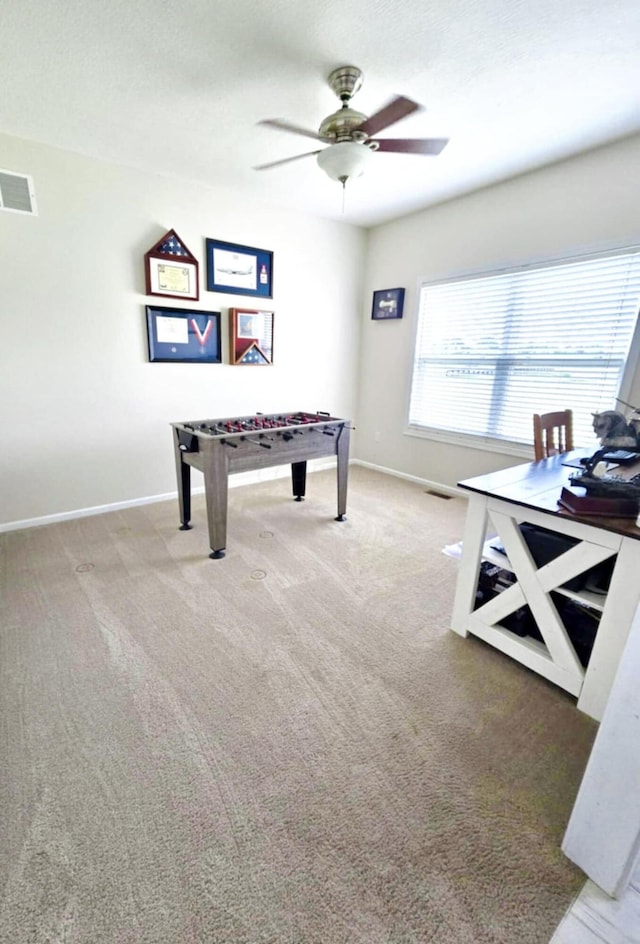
xmin=408 ymin=249 xmax=640 ymax=449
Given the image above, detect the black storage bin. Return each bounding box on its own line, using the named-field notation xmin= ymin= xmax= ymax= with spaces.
xmin=492 ymin=524 xmax=614 ymax=593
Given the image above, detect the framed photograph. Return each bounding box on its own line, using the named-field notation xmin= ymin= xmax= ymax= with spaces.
xmin=145 ymin=229 xmax=199 ymax=301
xmin=371 ymin=287 xmax=405 ymax=320
xmin=206 ymin=238 xmax=273 ymax=298
xmin=229 ymin=308 xmax=274 ymax=365
xmin=145 ymin=306 xmax=221 ymax=363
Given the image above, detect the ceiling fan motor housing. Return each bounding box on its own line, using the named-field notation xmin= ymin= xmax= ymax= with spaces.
xmin=320 ymin=66 xmax=368 ymax=141
xmin=327 ymin=65 xmax=363 ymax=102
xmin=319 ymin=106 xmax=368 ymax=141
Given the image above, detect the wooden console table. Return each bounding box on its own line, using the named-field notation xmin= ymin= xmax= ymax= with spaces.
xmin=451 ymin=452 xmax=640 ymax=722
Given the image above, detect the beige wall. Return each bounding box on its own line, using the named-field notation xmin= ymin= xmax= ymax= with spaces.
xmin=357 ymin=134 xmax=640 ymax=488
xmin=0 ymin=134 xmax=365 ymax=527
xmin=2 ymin=132 xmax=640 ymax=527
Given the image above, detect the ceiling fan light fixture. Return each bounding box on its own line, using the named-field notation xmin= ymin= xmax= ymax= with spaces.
xmin=256 ymin=67 xmax=448 ymax=184
xmin=316 ymin=142 xmax=373 ymax=185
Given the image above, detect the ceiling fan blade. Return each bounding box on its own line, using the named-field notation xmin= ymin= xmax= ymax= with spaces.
xmin=258 ymin=119 xmax=327 ymax=142
xmin=356 ymin=96 xmax=422 ymax=137
xmin=253 ymin=149 xmax=322 ymax=171
xmin=372 ymin=137 xmax=449 ymax=155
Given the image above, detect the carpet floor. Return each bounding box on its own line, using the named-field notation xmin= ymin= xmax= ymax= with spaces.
xmin=0 ymin=466 xmax=597 ymax=943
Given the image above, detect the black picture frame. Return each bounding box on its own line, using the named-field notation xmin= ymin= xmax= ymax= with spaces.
xmin=146 ymin=305 xmax=221 ymax=363
xmin=205 ymin=238 xmax=273 ymax=298
xmin=371 ymin=287 xmax=405 ymax=320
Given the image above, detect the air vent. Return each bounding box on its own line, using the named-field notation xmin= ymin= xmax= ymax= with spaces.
xmin=0 ymin=170 xmax=37 ymax=215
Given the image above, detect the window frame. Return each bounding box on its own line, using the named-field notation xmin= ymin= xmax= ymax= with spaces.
xmin=404 ymin=247 xmax=640 ymax=455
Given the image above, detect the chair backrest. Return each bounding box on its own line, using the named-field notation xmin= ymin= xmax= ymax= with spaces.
xmin=533 ymin=409 xmax=574 ymax=461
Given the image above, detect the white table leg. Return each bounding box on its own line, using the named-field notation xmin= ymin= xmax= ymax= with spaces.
xmin=563 ymin=601 xmax=640 ymax=896
xmin=451 ymin=494 xmax=487 ymax=636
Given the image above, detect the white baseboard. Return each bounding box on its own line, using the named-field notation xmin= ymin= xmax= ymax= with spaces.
xmin=0 ymin=459 xmax=339 ymax=534
xmin=351 ymin=458 xmax=464 ymax=498
xmin=1 ymin=459 xmax=462 ymax=535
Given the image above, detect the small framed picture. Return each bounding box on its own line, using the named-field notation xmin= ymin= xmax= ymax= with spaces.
xmin=371 ymin=287 xmax=405 ymax=320
xmin=145 ymin=229 xmax=199 ymax=301
xmin=229 ymin=308 xmax=274 ymax=365
xmin=206 ymin=238 xmax=273 ymax=298
xmin=146 ymin=306 xmax=221 ymax=363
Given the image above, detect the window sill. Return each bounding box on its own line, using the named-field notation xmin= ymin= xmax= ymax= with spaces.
xmin=404 ymin=424 xmax=534 ymax=459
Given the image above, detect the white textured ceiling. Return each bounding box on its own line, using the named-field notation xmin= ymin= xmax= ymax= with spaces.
xmin=2 ymin=0 xmax=640 ymax=227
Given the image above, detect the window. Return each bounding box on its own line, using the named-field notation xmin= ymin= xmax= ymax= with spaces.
xmin=408 ymin=249 xmax=640 ymax=450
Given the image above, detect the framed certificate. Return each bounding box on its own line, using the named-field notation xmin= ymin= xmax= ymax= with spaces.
xmin=145 ymin=229 xmax=199 ymax=301
xmin=206 ymin=238 xmax=273 ymax=298
xmin=146 ymin=306 xmax=221 ymax=363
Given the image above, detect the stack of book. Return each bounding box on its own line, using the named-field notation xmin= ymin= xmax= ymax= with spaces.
xmin=559 ymin=485 xmax=639 ymax=517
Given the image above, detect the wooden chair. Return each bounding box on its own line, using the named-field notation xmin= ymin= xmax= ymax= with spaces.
xmin=533 ymin=409 xmax=574 ymax=460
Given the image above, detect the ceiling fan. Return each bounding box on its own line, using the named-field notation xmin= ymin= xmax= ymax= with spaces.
xmin=254 ymin=65 xmax=449 ymax=188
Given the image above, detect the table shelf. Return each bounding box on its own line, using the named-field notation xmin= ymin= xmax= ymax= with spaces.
xmin=481 ymin=539 xmax=607 ymax=612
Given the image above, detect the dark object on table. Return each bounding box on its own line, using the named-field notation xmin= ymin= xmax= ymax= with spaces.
xmin=568 ymin=448 xmax=640 ymax=499
xmin=598 ymin=449 xmax=640 ymax=464
xmin=559 ymin=486 xmax=640 ymax=518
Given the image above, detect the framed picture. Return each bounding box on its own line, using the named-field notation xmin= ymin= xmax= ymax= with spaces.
xmin=229 ymin=308 xmax=274 ymax=365
xmin=145 ymin=305 xmax=221 ymax=363
xmin=145 ymin=229 xmax=199 ymax=300
xmin=206 ymin=238 xmax=273 ymax=298
xmin=371 ymin=287 xmax=405 ymax=320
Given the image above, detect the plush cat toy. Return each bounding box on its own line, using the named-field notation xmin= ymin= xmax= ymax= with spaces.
xmin=591 ymin=410 xmax=638 ymax=448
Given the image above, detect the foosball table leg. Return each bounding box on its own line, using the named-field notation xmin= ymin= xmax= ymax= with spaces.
xmin=335 ymin=424 xmax=350 ymax=522
xmin=201 ymin=442 xmax=229 ymax=560
xmin=291 ymin=461 xmax=307 ymax=501
xmin=173 ymin=429 xmax=193 ymax=530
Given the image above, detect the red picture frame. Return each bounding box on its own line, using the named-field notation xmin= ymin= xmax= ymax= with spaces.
xmin=145 ymin=229 xmax=199 ymax=301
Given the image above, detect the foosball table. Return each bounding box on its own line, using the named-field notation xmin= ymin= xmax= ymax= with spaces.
xmin=171 ymin=411 xmax=351 ymax=558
